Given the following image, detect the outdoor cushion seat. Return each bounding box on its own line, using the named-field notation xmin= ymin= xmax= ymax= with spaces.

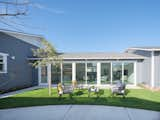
xmin=63 ymin=85 xmax=74 ymax=94
xmin=57 ymin=83 xmax=74 ymax=97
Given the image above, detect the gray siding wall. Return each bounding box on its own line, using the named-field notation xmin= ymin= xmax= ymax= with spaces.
xmin=127 ymin=50 xmax=151 ymax=86
xmin=0 ymin=32 xmax=38 ymax=92
xmin=154 ymin=51 xmax=160 ymax=87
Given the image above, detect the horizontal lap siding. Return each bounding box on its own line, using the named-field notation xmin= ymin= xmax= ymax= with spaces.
xmin=0 ymin=32 xmax=38 ymax=92
xmin=127 ymin=50 xmax=151 ymax=86
xmin=154 ymin=51 xmax=160 ymax=88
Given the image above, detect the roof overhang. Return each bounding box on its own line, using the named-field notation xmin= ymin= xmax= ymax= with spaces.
xmin=0 ymin=29 xmax=44 ymax=47
xmin=126 ymin=47 xmax=160 ymax=52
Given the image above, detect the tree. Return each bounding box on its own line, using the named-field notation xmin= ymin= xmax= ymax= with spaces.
xmin=32 ymin=39 xmax=62 ymax=96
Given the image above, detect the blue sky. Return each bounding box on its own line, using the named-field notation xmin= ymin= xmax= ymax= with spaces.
xmin=1 ymin=0 xmax=160 ymax=52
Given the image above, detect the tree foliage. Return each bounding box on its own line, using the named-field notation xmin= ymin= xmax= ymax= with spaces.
xmin=32 ymin=39 xmax=62 ymax=67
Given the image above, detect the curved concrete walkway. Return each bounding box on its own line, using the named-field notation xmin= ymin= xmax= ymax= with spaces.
xmin=0 ymin=105 xmax=160 ymax=120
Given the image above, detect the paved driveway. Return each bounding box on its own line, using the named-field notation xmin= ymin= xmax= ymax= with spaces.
xmin=0 ymin=105 xmax=160 ymax=120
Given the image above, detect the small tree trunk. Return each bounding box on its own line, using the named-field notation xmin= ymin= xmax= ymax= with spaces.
xmin=47 ymin=64 xmax=52 ymax=96
xmin=48 ymin=78 xmax=52 ymax=96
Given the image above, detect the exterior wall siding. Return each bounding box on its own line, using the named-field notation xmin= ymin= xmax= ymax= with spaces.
xmin=127 ymin=50 xmax=151 ymax=86
xmin=154 ymin=51 xmax=160 ymax=87
xmin=0 ymin=32 xmax=38 ymax=92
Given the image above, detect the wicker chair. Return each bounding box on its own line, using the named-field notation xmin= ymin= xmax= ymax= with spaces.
xmin=88 ymin=86 xmax=100 ymax=97
xmin=111 ymin=80 xmax=126 ymax=98
xmin=57 ymin=83 xmax=74 ymax=97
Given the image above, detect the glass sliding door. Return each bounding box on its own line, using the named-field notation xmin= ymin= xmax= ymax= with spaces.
xmin=51 ymin=64 xmax=61 ymax=84
xmin=87 ymin=63 xmax=97 ymax=84
xmin=63 ymin=63 xmax=72 ymax=85
xmin=101 ymin=63 xmax=111 ymax=84
xmin=76 ymin=63 xmax=86 ymax=84
xmin=124 ymin=63 xmax=134 ymax=84
xmin=41 ymin=66 xmax=47 ymax=83
xmin=112 ymin=63 xmax=122 ymax=84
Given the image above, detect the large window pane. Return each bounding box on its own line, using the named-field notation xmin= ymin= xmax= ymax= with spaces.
xmin=87 ymin=63 xmax=97 ymax=84
xmin=51 ymin=64 xmax=61 ymax=84
xmin=112 ymin=63 xmax=122 ymax=84
xmin=41 ymin=66 xmax=47 ymax=83
xmin=76 ymin=63 xmax=86 ymax=84
xmin=101 ymin=63 xmax=111 ymax=84
xmin=63 ymin=63 xmax=72 ymax=85
xmin=124 ymin=63 xmax=134 ymax=84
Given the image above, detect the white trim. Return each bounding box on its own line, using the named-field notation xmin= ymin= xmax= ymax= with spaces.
xmin=0 ymin=52 xmax=9 ymax=56
xmin=134 ymin=62 xmax=137 ymax=86
xmin=72 ymin=62 xmax=76 ymax=81
xmin=97 ymin=62 xmax=101 ymax=85
xmin=151 ymin=51 xmax=155 ymax=88
xmin=85 ymin=61 xmax=87 ymax=85
xmin=60 ymin=57 xmax=144 ymax=60
xmin=111 ymin=62 xmax=113 ymax=85
xmin=122 ymin=63 xmax=124 ymax=83
xmin=60 ymin=63 xmax=63 ymax=83
xmin=28 ymin=58 xmax=138 ymax=63
xmin=127 ymin=47 xmax=160 ymax=52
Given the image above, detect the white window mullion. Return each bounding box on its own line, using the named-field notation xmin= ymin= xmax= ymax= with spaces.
xmin=60 ymin=62 xmax=63 ymax=83
xmin=72 ymin=62 xmax=76 ymax=81
xmin=111 ymin=62 xmax=113 ymax=85
xmin=122 ymin=63 xmax=124 ymax=83
xmin=97 ymin=62 xmax=101 ymax=85
xmin=134 ymin=62 xmax=137 ymax=86
xmin=85 ymin=60 xmax=87 ymax=85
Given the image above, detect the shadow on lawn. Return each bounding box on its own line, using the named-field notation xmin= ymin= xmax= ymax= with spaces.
xmin=0 ymin=96 xmax=160 ymax=111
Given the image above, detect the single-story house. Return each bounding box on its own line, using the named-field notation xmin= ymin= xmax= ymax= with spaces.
xmin=0 ymin=29 xmax=160 ymax=92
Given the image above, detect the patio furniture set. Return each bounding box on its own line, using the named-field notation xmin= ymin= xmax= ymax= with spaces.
xmin=57 ymin=80 xmax=126 ymax=98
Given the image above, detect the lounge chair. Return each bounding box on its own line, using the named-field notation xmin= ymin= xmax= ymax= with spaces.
xmin=88 ymin=86 xmax=99 ymax=97
xmin=57 ymin=83 xmax=73 ymax=97
xmin=111 ymin=80 xmax=126 ymax=98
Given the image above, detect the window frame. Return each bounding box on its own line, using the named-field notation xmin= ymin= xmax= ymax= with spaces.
xmin=0 ymin=52 xmax=8 ymax=74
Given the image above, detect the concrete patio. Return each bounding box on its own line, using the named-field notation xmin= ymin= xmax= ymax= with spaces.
xmin=0 ymin=105 xmax=159 ymax=120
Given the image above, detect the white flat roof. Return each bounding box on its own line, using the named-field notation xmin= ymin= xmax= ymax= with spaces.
xmin=127 ymin=47 xmax=160 ymax=51
xmin=58 ymin=52 xmax=145 ymax=60
xmin=28 ymin=52 xmax=145 ymax=60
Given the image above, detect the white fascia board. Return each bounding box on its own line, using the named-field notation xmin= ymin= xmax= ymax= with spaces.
xmin=59 ymin=57 xmax=145 ymax=60
xmin=127 ymin=47 xmax=160 ymax=51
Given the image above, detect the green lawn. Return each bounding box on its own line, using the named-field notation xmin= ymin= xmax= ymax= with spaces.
xmin=0 ymin=88 xmax=160 ymax=111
